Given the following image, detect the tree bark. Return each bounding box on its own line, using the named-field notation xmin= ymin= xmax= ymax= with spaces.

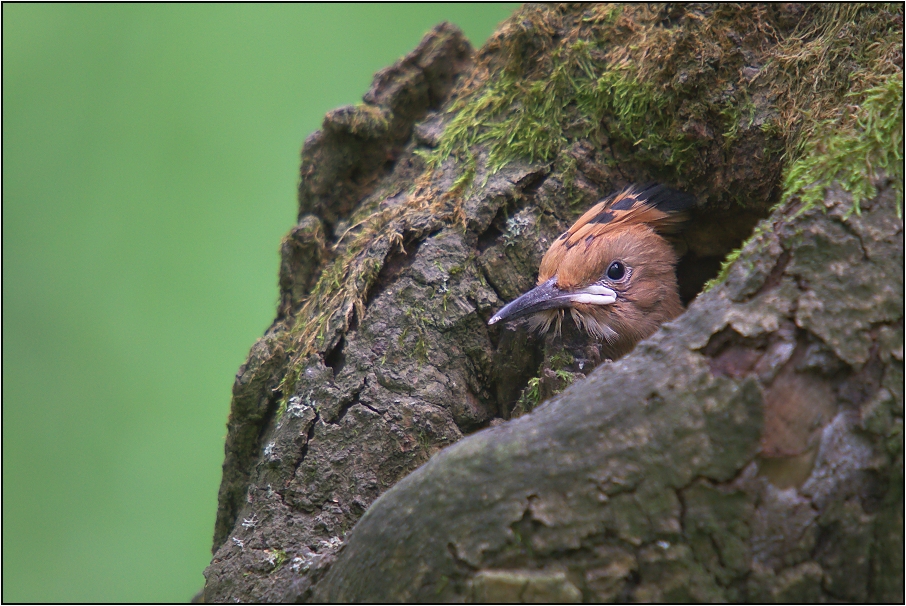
xmin=203 ymin=4 xmax=903 ymax=602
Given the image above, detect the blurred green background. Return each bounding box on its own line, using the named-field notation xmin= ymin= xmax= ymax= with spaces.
xmin=2 ymin=4 xmax=518 ymax=602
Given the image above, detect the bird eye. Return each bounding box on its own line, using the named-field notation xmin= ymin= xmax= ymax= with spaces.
xmin=606 ymin=260 xmax=626 ymax=281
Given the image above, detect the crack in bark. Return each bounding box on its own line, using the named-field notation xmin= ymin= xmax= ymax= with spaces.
xmin=331 ymin=382 xmax=365 ymax=425
xmin=752 ymin=248 xmax=791 ymax=300
xmin=293 ymin=410 xmax=320 ymax=478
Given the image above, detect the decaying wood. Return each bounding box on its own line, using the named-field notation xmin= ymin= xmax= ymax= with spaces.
xmin=203 ymin=4 xmax=903 ymax=602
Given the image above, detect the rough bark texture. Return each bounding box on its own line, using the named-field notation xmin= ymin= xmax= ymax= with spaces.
xmin=203 ymin=4 xmax=903 ymax=603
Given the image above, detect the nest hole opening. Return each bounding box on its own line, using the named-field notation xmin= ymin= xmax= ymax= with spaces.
xmin=675 ymin=205 xmax=770 ymax=305
xmin=485 ymin=193 xmax=775 ymax=420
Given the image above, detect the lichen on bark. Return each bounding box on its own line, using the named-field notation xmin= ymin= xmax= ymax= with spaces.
xmin=203 ymin=4 xmax=903 ymax=602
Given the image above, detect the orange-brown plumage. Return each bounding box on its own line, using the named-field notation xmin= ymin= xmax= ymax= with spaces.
xmin=489 ymin=184 xmax=694 ymax=360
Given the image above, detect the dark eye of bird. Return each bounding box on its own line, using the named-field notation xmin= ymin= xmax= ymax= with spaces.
xmin=606 ymin=260 xmax=626 ymax=281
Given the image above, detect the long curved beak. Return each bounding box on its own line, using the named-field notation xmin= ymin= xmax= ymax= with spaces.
xmin=488 ymin=278 xmax=617 ymax=325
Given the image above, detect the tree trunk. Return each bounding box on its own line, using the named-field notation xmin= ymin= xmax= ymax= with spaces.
xmin=202 ymin=4 xmax=903 ymax=602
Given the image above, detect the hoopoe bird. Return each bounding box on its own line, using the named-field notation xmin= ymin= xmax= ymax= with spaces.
xmin=488 ymin=184 xmax=694 ymax=360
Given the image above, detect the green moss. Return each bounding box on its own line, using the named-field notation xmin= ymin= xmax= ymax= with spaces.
xmin=428 ymin=41 xmax=587 ymax=173
xmin=340 ymin=104 xmax=390 ymax=137
xmin=427 ymin=6 xmax=769 ymax=187
xmin=401 ymin=307 xmax=431 ymax=363
xmin=781 ymin=75 xmax=904 ymax=217
xmin=702 ymin=247 xmax=743 ymax=294
xmin=514 ymin=352 xmax=579 ymax=414
xmin=759 ymin=4 xmax=903 ymax=216
xmin=579 ymin=66 xmax=697 ymax=170
xmin=428 ymin=38 xmax=648 ymax=174
xmin=764 ymin=5 xmax=901 ymax=136
xmin=268 ymin=549 xmax=288 ymax=571
xmin=516 ymin=377 xmax=542 ymax=413
xmin=721 ymin=94 xmax=755 ymax=150
xmin=587 ymin=4 xmax=623 ymax=26
xmin=760 ymin=119 xmax=782 ymax=139
xmin=554 ymin=369 xmax=577 ymax=385
xmin=278 ymin=213 xmax=402 ymax=401
xmin=449 ymin=148 xmax=477 ymax=194
xmin=432 ymin=3 xmax=902 ymax=218
xmin=701 ymin=5 xmax=903 ymax=291
xmin=557 ymin=155 xmax=582 ymax=205
xmin=275 ymin=398 xmax=288 ymax=421
xmin=547 ymin=349 xmax=575 ymax=370
xmin=416 ymin=429 xmax=432 ymax=455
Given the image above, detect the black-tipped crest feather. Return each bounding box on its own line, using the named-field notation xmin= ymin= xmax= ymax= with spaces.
xmin=555 ymin=183 xmax=695 ymax=250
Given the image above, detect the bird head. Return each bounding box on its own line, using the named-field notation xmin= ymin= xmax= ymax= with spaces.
xmin=488 ymin=184 xmax=694 ymax=359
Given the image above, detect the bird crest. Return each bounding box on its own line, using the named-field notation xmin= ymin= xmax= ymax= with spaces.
xmin=539 ymin=183 xmax=694 ymax=285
